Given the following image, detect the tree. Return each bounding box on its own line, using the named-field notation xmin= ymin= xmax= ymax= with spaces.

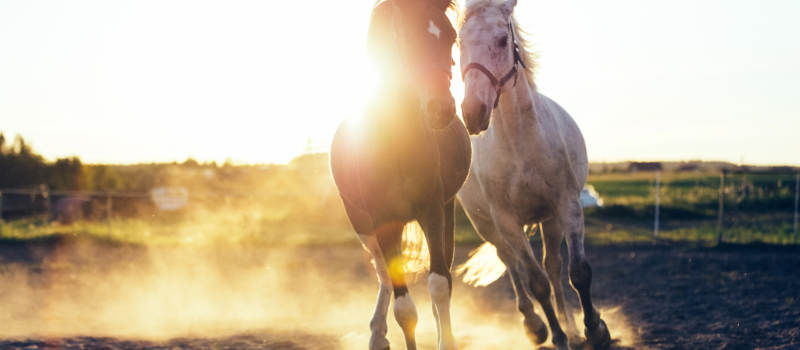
xmin=0 ymin=133 xmax=49 ymax=188
xmin=49 ymin=157 xmax=87 ymax=191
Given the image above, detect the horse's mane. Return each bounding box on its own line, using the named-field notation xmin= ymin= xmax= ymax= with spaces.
xmin=459 ymin=0 xmax=539 ymax=86
xmin=367 ymin=0 xmax=461 ymax=74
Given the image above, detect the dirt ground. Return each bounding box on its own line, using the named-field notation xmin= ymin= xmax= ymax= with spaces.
xmin=0 ymin=235 xmax=798 ymax=349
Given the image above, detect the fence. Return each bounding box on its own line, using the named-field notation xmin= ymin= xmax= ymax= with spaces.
xmin=585 ymin=170 xmax=800 ymax=244
xmin=0 ymin=186 xmax=341 ymax=242
xmin=2 ymin=170 xmax=799 ymax=245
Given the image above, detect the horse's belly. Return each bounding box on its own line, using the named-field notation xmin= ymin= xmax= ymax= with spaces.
xmin=514 ymin=195 xmax=554 ymax=224
xmin=330 ymin=119 xmax=419 ymax=222
xmin=507 ymin=171 xmax=558 ymax=222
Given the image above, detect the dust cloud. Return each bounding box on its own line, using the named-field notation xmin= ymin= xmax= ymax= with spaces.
xmin=0 ymin=238 xmax=637 ymax=349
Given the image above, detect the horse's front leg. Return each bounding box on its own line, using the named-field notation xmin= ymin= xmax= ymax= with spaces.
xmin=491 ymin=208 xmax=570 ymax=350
xmin=461 ymin=206 xmax=549 ymax=345
xmin=345 ymin=199 xmax=392 ymax=350
xmin=431 ymin=199 xmax=456 ymax=343
xmin=416 ymin=200 xmax=457 ymax=350
xmin=375 ymin=221 xmax=420 ymax=350
xmin=358 ymin=233 xmax=394 ymax=350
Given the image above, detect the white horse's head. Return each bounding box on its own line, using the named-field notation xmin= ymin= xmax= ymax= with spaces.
xmin=458 ymin=0 xmax=520 ymax=135
xmin=368 ymin=0 xmax=459 ymax=129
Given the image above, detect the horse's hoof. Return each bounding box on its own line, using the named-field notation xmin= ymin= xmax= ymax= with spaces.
xmin=369 ymin=336 xmax=390 ymax=350
xmin=370 ymin=343 xmax=390 ymax=350
xmin=567 ymin=335 xmax=584 ymax=350
xmin=523 ymin=318 xmax=549 ymax=345
xmin=584 ymin=319 xmax=612 ymax=350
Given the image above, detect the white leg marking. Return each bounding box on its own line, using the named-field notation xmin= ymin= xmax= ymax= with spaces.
xmin=359 ymin=234 xmax=392 ymax=350
xmin=429 ymin=273 xmax=457 ymax=350
xmin=393 ymin=293 xmax=418 ymax=331
xmin=428 ymin=20 xmax=441 ymax=39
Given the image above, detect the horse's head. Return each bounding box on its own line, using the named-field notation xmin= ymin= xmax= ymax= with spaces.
xmin=458 ymin=0 xmax=521 ymax=135
xmin=368 ymin=0 xmax=459 ymax=129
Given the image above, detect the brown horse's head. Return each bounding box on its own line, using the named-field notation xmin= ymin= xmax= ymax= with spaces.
xmin=368 ymin=0 xmax=459 ymax=129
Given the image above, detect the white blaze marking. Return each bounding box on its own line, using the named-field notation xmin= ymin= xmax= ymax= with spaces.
xmin=428 ymin=20 xmax=441 ymax=39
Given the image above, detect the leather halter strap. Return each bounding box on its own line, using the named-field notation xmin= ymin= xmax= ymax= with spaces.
xmin=460 ymin=23 xmax=527 ymax=109
xmin=411 ymin=61 xmax=453 ymax=79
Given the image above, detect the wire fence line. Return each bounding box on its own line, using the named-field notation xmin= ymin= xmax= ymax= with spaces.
xmin=0 ymin=186 xmax=336 ymax=234
xmin=2 ymin=170 xmax=799 ymax=245
xmin=0 ymin=188 xmax=324 ymax=199
xmin=585 ymin=170 xmax=800 ymax=245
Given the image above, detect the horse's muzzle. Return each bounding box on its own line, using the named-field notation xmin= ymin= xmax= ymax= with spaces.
xmin=423 ymin=95 xmax=456 ymax=129
xmin=462 ymin=101 xmax=489 ymax=135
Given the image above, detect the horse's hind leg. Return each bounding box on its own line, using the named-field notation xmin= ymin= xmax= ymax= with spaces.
xmin=375 ymin=221 xmax=419 ymax=350
xmin=464 ymin=208 xmax=548 ymax=345
xmin=344 ymin=200 xmax=393 ymax=350
xmin=540 ymin=221 xmax=582 ymax=346
xmin=562 ymin=200 xmax=611 ymax=350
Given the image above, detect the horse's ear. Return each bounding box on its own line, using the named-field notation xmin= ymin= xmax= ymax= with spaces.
xmin=500 ymin=0 xmax=517 ymax=18
xmin=367 ymin=1 xmax=396 ymax=70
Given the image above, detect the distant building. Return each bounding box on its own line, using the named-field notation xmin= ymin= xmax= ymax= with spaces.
xmin=677 ymin=163 xmax=699 ymax=172
xmin=628 ymin=162 xmax=663 ymax=173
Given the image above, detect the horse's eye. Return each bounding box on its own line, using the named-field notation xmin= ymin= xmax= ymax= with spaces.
xmin=498 ymin=36 xmax=508 ymax=48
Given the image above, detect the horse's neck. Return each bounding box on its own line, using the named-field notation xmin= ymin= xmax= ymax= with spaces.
xmin=487 ymin=76 xmax=546 ymax=153
xmin=367 ymin=79 xmax=435 ymax=157
xmin=487 ymin=75 xmax=584 ymax=193
xmin=373 ymin=80 xmax=421 ymax=131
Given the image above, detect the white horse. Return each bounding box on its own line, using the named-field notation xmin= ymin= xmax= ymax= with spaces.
xmin=455 ymin=0 xmax=611 ymax=349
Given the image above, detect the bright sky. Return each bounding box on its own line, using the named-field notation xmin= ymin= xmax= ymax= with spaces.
xmin=1 ymin=0 xmax=798 ymax=166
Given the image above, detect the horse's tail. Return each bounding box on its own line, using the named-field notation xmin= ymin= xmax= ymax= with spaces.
xmin=402 ymin=221 xmax=430 ymax=274
xmin=455 ymin=242 xmax=507 ymax=287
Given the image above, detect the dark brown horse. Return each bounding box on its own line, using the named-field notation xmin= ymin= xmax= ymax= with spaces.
xmin=329 ymin=0 xmax=470 ymax=349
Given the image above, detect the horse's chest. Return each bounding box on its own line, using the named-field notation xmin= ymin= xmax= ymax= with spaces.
xmin=480 ymin=163 xmax=558 ymax=222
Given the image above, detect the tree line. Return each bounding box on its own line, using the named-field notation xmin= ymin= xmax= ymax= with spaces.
xmin=0 ymin=133 xmax=332 ymax=195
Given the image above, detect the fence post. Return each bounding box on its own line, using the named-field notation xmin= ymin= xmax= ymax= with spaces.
xmin=42 ymin=185 xmax=51 ymax=222
xmin=717 ymin=169 xmax=726 ymax=245
xmin=654 ymin=171 xmax=660 ymax=237
xmin=794 ymin=173 xmax=799 ymax=244
xmin=106 ymin=193 xmax=113 ymax=235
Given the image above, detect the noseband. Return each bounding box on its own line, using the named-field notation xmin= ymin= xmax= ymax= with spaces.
xmin=460 ymin=23 xmax=527 ymax=109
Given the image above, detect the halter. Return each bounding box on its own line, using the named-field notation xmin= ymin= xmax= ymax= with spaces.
xmin=460 ymin=23 xmax=527 ymax=109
